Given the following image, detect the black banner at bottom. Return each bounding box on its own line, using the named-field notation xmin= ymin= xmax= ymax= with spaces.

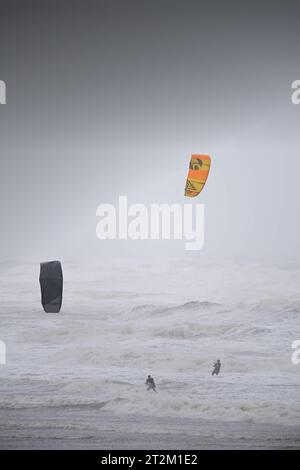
xmin=0 ymin=450 xmax=297 ymax=466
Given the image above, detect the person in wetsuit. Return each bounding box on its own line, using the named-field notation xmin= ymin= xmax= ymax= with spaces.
xmin=212 ymin=359 xmax=221 ymax=376
xmin=145 ymin=375 xmax=157 ymax=392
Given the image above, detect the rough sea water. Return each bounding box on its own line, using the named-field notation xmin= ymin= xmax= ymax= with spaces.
xmin=0 ymin=258 xmax=300 ymax=449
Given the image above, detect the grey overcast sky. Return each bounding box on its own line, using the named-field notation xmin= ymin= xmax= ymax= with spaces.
xmin=0 ymin=0 xmax=299 ymax=262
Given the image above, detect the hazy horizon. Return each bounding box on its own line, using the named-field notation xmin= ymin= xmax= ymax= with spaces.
xmin=0 ymin=0 xmax=299 ymax=263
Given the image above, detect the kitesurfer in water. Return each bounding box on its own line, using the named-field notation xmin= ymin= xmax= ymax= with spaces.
xmin=212 ymin=359 xmax=221 ymax=376
xmin=145 ymin=375 xmax=157 ymax=392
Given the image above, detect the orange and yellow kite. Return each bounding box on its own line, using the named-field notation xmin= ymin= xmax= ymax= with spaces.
xmin=184 ymin=154 xmax=211 ymax=197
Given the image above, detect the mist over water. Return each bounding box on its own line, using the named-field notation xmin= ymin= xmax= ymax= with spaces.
xmin=1 ymin=259 xmax=300 ymax=435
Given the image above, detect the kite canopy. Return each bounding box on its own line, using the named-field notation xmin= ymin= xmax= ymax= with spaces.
xmin=39 ymin=261 xmax=63 ymax=313
xmin=184 ymin=154 xmax=211 ymax=197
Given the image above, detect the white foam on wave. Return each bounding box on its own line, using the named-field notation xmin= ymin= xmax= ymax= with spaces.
xmin=0 ymin=259 xmax=300 ymax=427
